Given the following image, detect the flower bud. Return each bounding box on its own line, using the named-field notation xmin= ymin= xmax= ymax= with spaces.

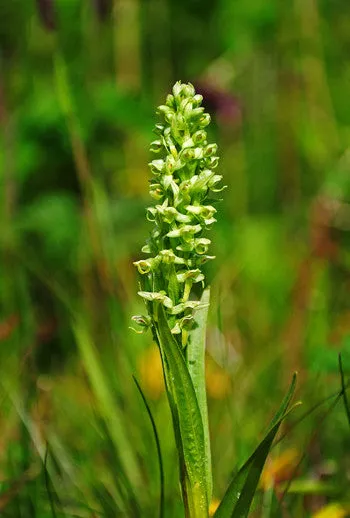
xmin=188 ymin=107 xmax=205 ymax=120
xmin=166 ymin=94 xmax=176 ymax=108
xmin=173 ymin=81 xmax=195 ymax=100
xmin=182 ymin=83 xmax=195 ymax=98
xmin=172 ymin=81 xmax=183 ymax=99
xmin=165 ymin=111 xmax=175 ymax=124
xmin=157 ymin=105 xmax=173 ymax=117
xmin=192 ymin=94 xmax=203 ymax=106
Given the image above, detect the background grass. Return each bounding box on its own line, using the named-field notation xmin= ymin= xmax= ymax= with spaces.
xmin=0 ymin=0 xmax=350 ymax=516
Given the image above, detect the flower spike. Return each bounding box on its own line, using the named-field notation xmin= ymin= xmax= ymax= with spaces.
xmin=133 ymin=81 xmax=226 ymax=345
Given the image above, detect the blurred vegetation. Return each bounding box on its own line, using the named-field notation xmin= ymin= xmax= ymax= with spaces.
xmin=0 ymin=0 xmax=350 ymax=516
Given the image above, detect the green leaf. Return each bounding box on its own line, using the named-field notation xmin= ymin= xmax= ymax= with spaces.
xmin=133 ymin=376 xmax=165 ymax=518
xmin=154 ymin=305 xmax=208 ymax=517
xmin=187 ymin=287 xmax=212 ymax=503
xmin=338 ymin=353 xmax=350 ymax=429
xmin=214 ymin=374 xmax=298 ymax=518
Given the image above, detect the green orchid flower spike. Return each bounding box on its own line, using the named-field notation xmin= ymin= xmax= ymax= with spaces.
xmin=132 ymin=81 xmax=226 ymax=518
xmin=133 ymin=81 xmax=225 ymax=347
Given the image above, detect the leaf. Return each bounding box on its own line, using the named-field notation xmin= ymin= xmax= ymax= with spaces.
xmin=154 ymin=305 xmax=208 ymax=516
xmin=269 ymin=372 xmax=297 ymax=428
xmin=214 ymin=374 xmax=298 ymax=518
xmin=187 ymin=286 xmax=212 ymax=503
xmin=133 ymin=376 xmax=164 ymax=518
xmin=338 ymin=353 xmax=350 ymax=429
xmin=44 ymin=446 xmax=59 ymax=518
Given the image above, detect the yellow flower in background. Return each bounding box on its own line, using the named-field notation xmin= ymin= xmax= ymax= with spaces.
xmin=205 ymin=356 xmax=231 ymax=399
xmin=260 ymin=448 xmax=300 ymax=490
xmin=138 ymin=344 xmax=165 ymax=399
xmin=312 ymin=503 xmax=347 ymax=518
xmin=209 ymin=498 xmax=220 ymax=516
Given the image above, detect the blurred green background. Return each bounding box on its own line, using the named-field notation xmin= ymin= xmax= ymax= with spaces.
xmin=1 ymin=0 xmax=350 ymax=516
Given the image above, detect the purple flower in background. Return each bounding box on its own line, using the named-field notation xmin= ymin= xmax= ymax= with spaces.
xmin=93 ymin=0 xmax=113 ymax=21
xmin=194 ymin=81 xmax=241 ymax=126
xmin=36 ymin=0 xmax=56 ymax=31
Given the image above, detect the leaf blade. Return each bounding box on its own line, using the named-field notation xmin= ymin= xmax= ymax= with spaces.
xmin=214 ymin=375 xmax=298 ymax=518
xmin=155 ymin=305 xmax=208 ymax=516
xmin=338 ymin=353 xmax=350 ymax=429
xmin=187 ymin=287 xmax=212 ymax=503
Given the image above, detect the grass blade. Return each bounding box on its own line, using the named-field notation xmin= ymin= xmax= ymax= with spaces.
xmin=269 ymin=372 xmax=297 ymax=428
xmin=44 ymin=445 xmax=59 ymax=518
xmin=72 ymin=321 xmax=140 ymax=488
xmin=214 ymin=375 xmax=299 ymax=518
xmin=133 ymin=376 xmax=165 ymax=518
xmin=338 ymin=353 xmax=350 ymax=429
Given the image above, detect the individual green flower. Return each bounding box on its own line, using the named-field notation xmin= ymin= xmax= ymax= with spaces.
xmin=133 ymin=81 xmax=226 ymax=346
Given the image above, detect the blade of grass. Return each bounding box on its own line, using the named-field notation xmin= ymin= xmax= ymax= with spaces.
xmin=92 ymin=406 xmax=140 ymax=516
xmin=274 ymin=378 xmax=350 ymax=447
xmin=44 ymin=445 xmax=59 ymax=518
xmin=72 ymin=321 xmax=141 ymax=488
xmin=133 ymin=376 xmax=164 ymax=518
xmin=275 ymin=373 xmax=346 ymax=514
xmin=214 ymin=375 xmax=299 ymax=518
xmin=338 ymin=353 xmax=350 ymax=429
xmin=269 ymin=373 xmax=297 ymax=427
